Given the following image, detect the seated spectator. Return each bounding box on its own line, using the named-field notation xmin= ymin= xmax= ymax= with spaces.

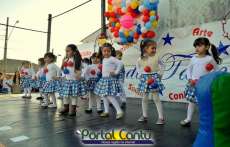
xmin=2 ymin=74 xmax=13 ymax=94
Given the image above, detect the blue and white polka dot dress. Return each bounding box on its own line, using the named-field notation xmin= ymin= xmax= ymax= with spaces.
xmin=94 ymin=77 xmax=122 ymax=97
xmin=117 ymin=65 xmax=125 ymax=83
xmin=184 ymin=83 xmax=197 ymax=103
xmin=61 ymin=79 xmax=87 ymax=97
xmin=138 ymin=73 xmax=165 ymax=94
xmin=20 ymin=76 xmax=34 ymax=89
xmin=87 ymin=77 xmax=100 ymax=92
xmin=42 ymin=80 xmax=60 ymax=93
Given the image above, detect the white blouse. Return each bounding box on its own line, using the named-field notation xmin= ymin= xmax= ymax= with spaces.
xmin=186 ymin=55 xmax=217 ymax=80
xmin=136 ymin=54 xmax=165 ymax=76
xmin=62 ymin=58 xmax=78 ymax=80
xmin=45 ymin=63 xmax=61 ymax=81
xmin=102 ymin=56 xmax=123 ymax=77
xmin=20 ymin=67 xmax=35 ymax=79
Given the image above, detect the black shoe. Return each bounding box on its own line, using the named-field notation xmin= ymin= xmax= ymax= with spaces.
xmin=97 ymin=110 xmax=103 ymax=114
xmin=22 ymin=96 xmax=27 ymax=98
xmin=180 ymin=120 xmax=191 ymax=127
xmin=85 ymin=109 xmax=93 ymax=114
xmin=36 ymin=97 xmax=43 ymax=100
xmin=121 ymin=102 xmax=126 ymax=109
xmin=26 ymin=96 xmax=32 ymax=99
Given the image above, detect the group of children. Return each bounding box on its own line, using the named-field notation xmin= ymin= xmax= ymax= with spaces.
xmin=18 ymin=37 xmax=222 ymax=126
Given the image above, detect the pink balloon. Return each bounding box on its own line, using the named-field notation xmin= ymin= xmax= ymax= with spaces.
xmin=120 ymin=14 xmax=134 ymax=29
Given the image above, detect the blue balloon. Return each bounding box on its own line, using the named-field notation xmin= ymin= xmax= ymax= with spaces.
xmin=119 ymin=32 xmax=125 ymax=37
xmin=150 ymin=16 xmax=156 ymax=21
xmin=63 ymin=68 xmax=70 ymax=74
xmin=145 ymin=22 xmax=152 ymax=30
xmin=127 ymin=36 xmax=134 ymax=43
xmin=121 ymin=37 xmax=127 ymax=44
xmin=129 ymin=31 xmax=134 ymax=37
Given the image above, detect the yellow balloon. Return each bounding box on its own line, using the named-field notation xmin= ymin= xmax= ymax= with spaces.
xmin=108 ymin=4 xmax=113 ymax=12
xmin=152 ymin=21 xmax=158 ymax=28
xmin=131 ymin=1 xmax=139 ymax=9
xmin=115 ymin=22 xmax=121 ymax=28
xmin=150 ymin=11 xmax=156 ymax=16
xmin=124 ymin=30 xmax=129 ymax=37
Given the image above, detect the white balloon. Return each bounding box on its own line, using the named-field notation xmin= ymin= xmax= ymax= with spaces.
xmin=141 ymin=27 xmax=147 ymax=33
xmin=138 ymin=5 xmax=144 ymax=12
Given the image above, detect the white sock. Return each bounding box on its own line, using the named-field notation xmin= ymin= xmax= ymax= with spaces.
xmin=103 ymin=97 xmax=109 ymax=113
xmin=71 ymin=96 xmax=78 ymax=105
xmin=50 ymin=93 xmax=57 ymax=106
xmin=43 ymin=94 xmax=49 ymax=105
xmin=152 ymin=92 xmax=164 ymax=119
xmin=184 ymin=102 xmax=195 ymax=122
xmin=142 ymin=94 xmax=149 ymax=118
xmin=63 ymin=97 xmax=70 ymax=105
xmin=107 ymin=96 xmax=123 ymax=114
xmin=120 ymin=83 xmax=126 ymax=103
xmin=27 ymin=88 xmax=31 ymax=96
xmin=24 ymin=88 xmax=28 ymax=96
xmin=95 ymin=95 xmax=102 ymax=110
xmin=88 ymin=92 xmax=93 ymax=109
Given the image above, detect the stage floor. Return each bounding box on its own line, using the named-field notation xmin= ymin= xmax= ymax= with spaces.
xmin=0 ymin=95 xmax=198 ymax=147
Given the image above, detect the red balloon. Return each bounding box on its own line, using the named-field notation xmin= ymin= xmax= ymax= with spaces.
xmin=90 ymin=69 xmax=96 ymax=75
xmin=143 ymin=16 xmax=150 ymax=23
xmin=110 ymin=12 xmax=116 ymax=18
xmin=205 ymin=63 xmax=214 ymax=72
xmin=156 ymin=15 xmax=160 ymax=20
xmin=114 ymin=27 xmax=120 ymax=32
xmin=143 ymin=9 xmax=150 ymax=16
xmin=108 ymin=0 xmax=112 ymax=5
xmin=114 ymin=31 xmax=119 ymax=38
xmin=127 ymin=6 xmax=133 ymax=13
xmin=144 ymin=66 xmax=151 ymax=73
xmin=147 ymin=31 xmax=156 ymax=38
xmin=142 ymin=33 xmax=147 ymax=38
xmin=147 ymin=78 xmax=155 ymax=85
xmin=116 ymin=8 xmax=124 ymax=16
xmin=130 ymin=12 xmax=138 ymax=18
xmin=104 ymin=12 xmax=110 ymax=17
xmin=134 ymin=32 xmax=139 ymax=39
xmin=110 ymin=27 xmax=115 ymax=32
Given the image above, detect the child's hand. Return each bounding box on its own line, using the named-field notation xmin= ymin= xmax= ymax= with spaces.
xmin=189 ymin=79 xmax=197 ymax=86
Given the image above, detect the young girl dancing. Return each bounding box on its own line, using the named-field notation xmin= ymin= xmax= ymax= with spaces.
xmin=59 ymin=44 xmax=87 ymax=116
xmin=42 ymin=53 xmax=61 ymax=108
xmin=35 ymin=58 xmax=46 ymax=102
xmin=85 ymin=53 xmax=103 ymax=114
xmin=136 ymin=39 xmax=165 ymax=125
xmin=180 ymin=37 xmax=221 ymax=127
xmin=94 ymin=43 xmax=124 ymax=120
xmin=115 ymin=50 xmax=126 ymax=108
xmin=20 ymin=61 xmax=35 ymax=99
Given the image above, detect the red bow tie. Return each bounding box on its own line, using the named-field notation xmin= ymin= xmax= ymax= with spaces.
xmin=44 ymin=68 xmax=48 ymax=74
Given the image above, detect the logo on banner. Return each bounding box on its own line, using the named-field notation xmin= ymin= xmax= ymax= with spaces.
xmin=76 ymin=128 xmax=155 ymax=145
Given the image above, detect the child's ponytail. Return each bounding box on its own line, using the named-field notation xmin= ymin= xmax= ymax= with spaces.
xmin=210 ymin=44 xmax=222 ymax=65
xmin=66 ymin=44 xmax=82 ymax=71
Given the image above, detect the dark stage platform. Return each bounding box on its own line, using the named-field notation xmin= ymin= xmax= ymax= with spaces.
xmin=0 ymin=95 xmax=198 ymax=147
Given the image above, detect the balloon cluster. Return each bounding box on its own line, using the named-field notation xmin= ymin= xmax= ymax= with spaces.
xmin=105 ymin=0 xmax=159 ymax=45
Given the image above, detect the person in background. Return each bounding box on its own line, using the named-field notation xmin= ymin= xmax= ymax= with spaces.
xmin=180 ymin=37 xmax=221 ymax=127
xmin=20 ymin=61 xmax=36 ymax=98
xmin=136 ymin=39 xmax=165 ymax=125
xmin=84 ymin=52 xmax=103 ymax=114
xmin=115 ymin=50 xmax=127 ymax=109
xmin=2 ymin=74 xmax=13 ymax=94
xmin=0 ymin=72 xmax=3 ymax=90
xmin=94 ymin=43 xmax=124 ymax=120
xmin=35 ymin=58 xmax=46 ymax=102
xmin=12 ymin=71 xmax=21 ymax=94
xmin=42 ymin=52 xmax=61 ymax=108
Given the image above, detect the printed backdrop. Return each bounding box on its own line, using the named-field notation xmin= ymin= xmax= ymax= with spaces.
xmin=78 ymin=0 xmax=230 ymax=103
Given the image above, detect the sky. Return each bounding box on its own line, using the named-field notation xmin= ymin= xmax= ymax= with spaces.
xmin=0 ymin=0 xmax=101 ymax=64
